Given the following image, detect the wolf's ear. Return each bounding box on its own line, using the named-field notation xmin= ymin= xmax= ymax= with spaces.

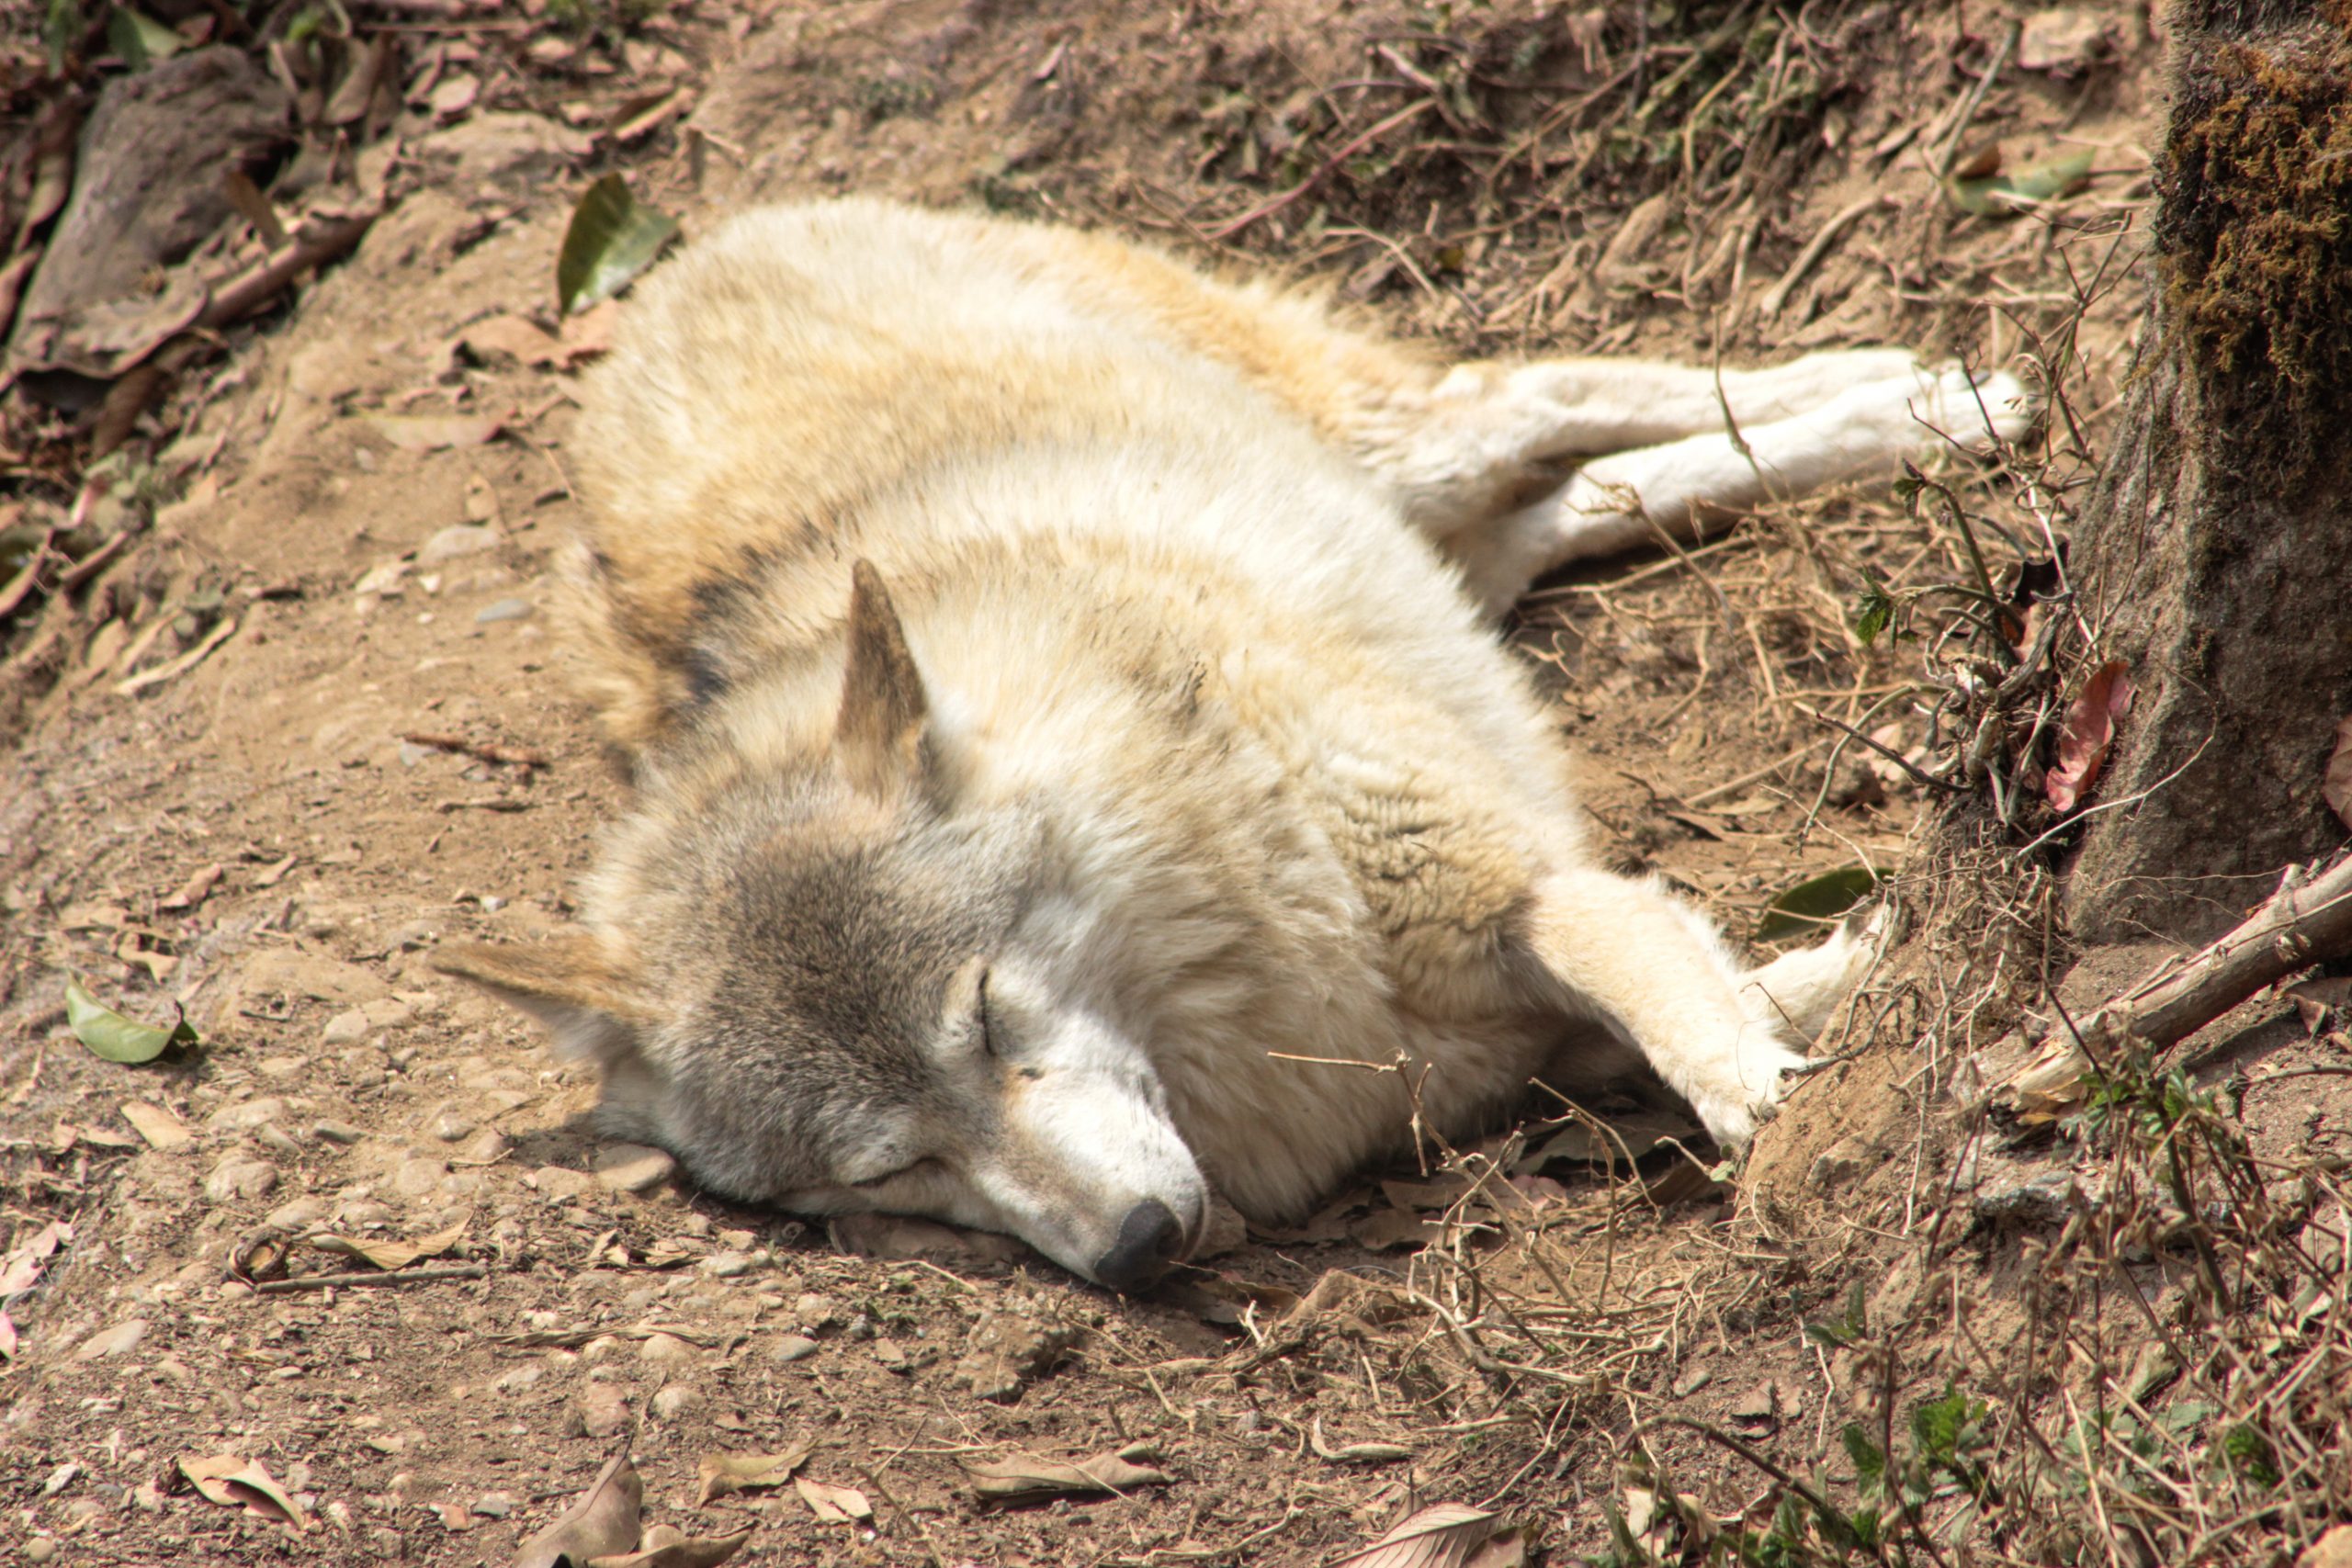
xmin=431 ymin=937 xmax=651 ymax=1066
xmin=834 ymin=559 xmax=929 ymax=799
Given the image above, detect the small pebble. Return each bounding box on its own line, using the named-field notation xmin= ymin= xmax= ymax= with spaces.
xmin=769 ymin=1335 xmax=820 ymax=1364
xmin=321 ymin=1009 xmax=370 ymax=1046
xmin=649 ymin=1384 xmax=704 ymax=1421
xmin=474 ymin=598 xmax=533 ymax=624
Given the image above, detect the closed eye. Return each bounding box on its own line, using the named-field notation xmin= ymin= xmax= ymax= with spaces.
xmin=977 ymin=967 xmax=998 ymax=1059
xmin=852 ymin=1156 xmax=939 ymax=1190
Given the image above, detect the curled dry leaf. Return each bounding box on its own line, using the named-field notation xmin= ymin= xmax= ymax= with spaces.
xmin=694 ymin=1442 xmax=811 ymax=1506
xmin=1330 ymin=1503 xmax=1528 ymax=1568
xmin=2047 ymin=660 xmax=2135 ymax=813
xmin=587 ymin=1524 xmax=756 ymax=1568
xmin=963 ymin=1447 xmax=1172 ymax=1506
xmin=516 ymin=1450 xmax=642 ymax=1568
xmin=306 ymin=1216 xmax=470 ymax=1272
xmin=791 ymin=1475 xmax=873 ymax=1523
xmin=178 ymin=1455 xmax=311 ymax=1531
xmin=2323 ymin=715 xmax=2352 ymax=834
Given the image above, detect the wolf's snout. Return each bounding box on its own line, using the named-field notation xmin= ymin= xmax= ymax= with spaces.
xmin=1091 ymin=1199 xmax=1186 ymax=1293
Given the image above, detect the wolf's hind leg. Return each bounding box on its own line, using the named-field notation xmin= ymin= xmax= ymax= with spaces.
xmin=1523 ymin=869 xmax=1806 ymax=1146
xmin=1450 ymin=367 xmax=2034 ymax=615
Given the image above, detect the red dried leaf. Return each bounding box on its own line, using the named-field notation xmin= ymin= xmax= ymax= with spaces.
xmin=2046 ymin=660 xmax=2134 ymax=813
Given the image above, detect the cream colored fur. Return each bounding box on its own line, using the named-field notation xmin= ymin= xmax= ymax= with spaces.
xmin=439 ymin=199 xmax=2028 ymax=1286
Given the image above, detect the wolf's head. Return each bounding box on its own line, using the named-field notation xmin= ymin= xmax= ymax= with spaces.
xmin=435 ymin=564 xmax=1209 ymax=1291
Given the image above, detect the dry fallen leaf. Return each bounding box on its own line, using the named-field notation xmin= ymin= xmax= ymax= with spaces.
xmin=516 ymin=1450 xmax=642 ymax=1568
xmin=2287 ymin=976 xmax=2352 ymax=1036
xmin=1331 ymin=1503 xmax=1527 ymax=1568
xmin=1 ymin=1222 xmax=71 ymax=1297
xmin=2046 ymin=660 xmax=2134 ymax=813
xmin=792 ymin=1475 xmax=872 ymax=1523
xmin=119 ymin=1100 xmax=191 ymax=1151
xmin=587 ymin=1524 xmax=756 ymax=1568
xmin=157 ymin=861 xmax=223 ymax=910
xmin=694 ymin=1442 xmax=811 ymax=1506
xmin=460 ymin=314 xmax=565 ymax=367
xmin=307 ymin=1216 xmax=469 ymax=1272
xmin=178 ymin=1455 xmax=311 ymax=1531
xmin=963 ymin=1447 xmax=1172 ymax=1506
xmin=2324 ymin=716 xmax=2352 ymax=834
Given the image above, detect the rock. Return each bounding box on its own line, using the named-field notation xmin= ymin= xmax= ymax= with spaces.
xmin=531 ymin=1165 xmax=597 ymax=1203
xmin=649 ymin=1384 xmax=704 ymax=1421
xmin=25 ymin=1537 xmax=57 ymax=1563
xmin=390 ymin=1157 xmax=450 ymax=1199
xmin=10 ymin=48 xmax=290 ymax=384
xmin=2017 ymin=7 xmax=2113 ymax=74
xmin=411 ymin=112 xmax=594 ymax=191
xmin=203 ymin=1157 xmax=277 ymax=1202
xmin=315 ymin=1121 xmax=367 ymax=1145
xmin=233 ymin=950 xmax=388 ymax=1009
xmin=1807 ymin=1137 xmax=1873 ymax=1190
xmin=792 ymin=1293 xmax=842 ymax=1333
xmin=471 ymin=1492 xmax=517 ymax=1520
xmin=952 ymin=1306 xmax=1077 ymax=1403
xmin=206 ymin=1097 xmax=288 ymax=1133
xmin=489 ymin=1363 xmax=542 ymax=1394
xmin=2300 ymin=1524 xmax=2352 ymax=1568
xmin=594 ymin=1143 xmax=675 ymax=1193
xmin=417 ymin=525 xmax=498 ymax=565
xmin=638 ymin=1333 xmax=700 ymax=1367
xmin=768 ymin=1335 xmax=820 ymax=1365
xmin=453 ymin=1128 xmax=510 ymax=1165
xmin=264 ymin=1198 xmax=329 ymax=1231
xmin=1972 ymin=1165 xmax=2081 ymax=1227
xmin=74 ymin=1319 xmax=148 ymax=1360
xmin=321 ymin=1009 xmax=370 ymax=1046
xmin=569 ymin=1382 xmax=629 ymax=1438
xmin=474 ymin=597 xmax=533 ymax=624
xmin=701 ymin=1249 xmax=756 ymax=1279
xmin=431 ymin=1111 xmax=477 ymax=1143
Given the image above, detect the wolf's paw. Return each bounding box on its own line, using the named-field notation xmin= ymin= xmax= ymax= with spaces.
xmin=1685 ymin=1032 xmax=1812 ymax=1149
xmin=1911 ymin=364 xmax=2039 ymax=450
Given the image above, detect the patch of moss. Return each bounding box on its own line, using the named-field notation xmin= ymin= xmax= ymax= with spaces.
xmin=2160 ymin=21 xmax=2352 ymax=479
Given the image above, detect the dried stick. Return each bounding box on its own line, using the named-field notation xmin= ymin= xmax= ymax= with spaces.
xmin=1971 ymin=853 xmax=2352 ymax=1109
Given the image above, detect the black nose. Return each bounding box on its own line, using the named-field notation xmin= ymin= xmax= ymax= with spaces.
xmin=1091 ymin=1199 xmax=1185 ymax=1292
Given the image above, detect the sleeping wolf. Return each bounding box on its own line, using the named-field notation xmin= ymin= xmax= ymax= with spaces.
xmin=435 ymin=200 xmax=2030 ymax=1290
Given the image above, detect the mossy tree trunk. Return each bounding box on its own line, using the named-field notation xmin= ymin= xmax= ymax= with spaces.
xmin=2063 ymin=1 xmax=2352 ymax=944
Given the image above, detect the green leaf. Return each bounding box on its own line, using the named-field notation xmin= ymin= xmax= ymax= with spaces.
xmin=1842 ymin=1424 xmax=1887 ymax=1493
xmin=64 ymin=976 xmax=198 ymax=1064
xmin=1755 ymin=866 xmax=1879 ymax=942
xmin=1851 ymin=567 xmax=1895 ymax=647
xmin=105 ymin=6 xmax=179 ymax=69
xmin=556 ymin=173 xmax=680 ymax=316
xmin=1949 ymin=149 xmax=2095 ymax=218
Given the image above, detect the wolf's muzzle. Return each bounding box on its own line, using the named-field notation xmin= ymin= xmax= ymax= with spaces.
xmin=1091 ymin=1198 xmax=1186 ymax=1293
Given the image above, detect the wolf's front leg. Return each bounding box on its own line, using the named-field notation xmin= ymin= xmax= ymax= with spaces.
xmin=1522 ymin=868 xmax=1809 ymax=1146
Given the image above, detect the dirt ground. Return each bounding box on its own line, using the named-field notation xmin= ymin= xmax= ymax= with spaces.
xmin=12 ymin=2 xmax=2342 ymax=1564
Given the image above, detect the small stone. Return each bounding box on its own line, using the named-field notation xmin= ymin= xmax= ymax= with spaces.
xmin=206 ymin=1097 xmax=287 ymax=1133
xmin=26 ymin=1538 xmax=58 ymax=1563
xmin=637 ymin=1332 xmax=699 ymax=1367
xmin=321 ymin=1009 xmax=371 ymax=1046
xmin=768 ymin=1335 xmax=820 ymax=1365
xmin=431 ymin=1111 xmax=477 ymax=1143
xmin=453 ymin=1128 xmax=511 ymax=1165
xmin=417 ymin=525 xmax=498 ymax=565
xmin=254 ymin=1122 xmax=304 ymax=1159
xmin=792 ymin=1292 xmax=841 ymax=1332
xmin=701 ymin=1249 xmax=755 ymax=1279
xmin=872 ymin=1339 xmax=910 ymax=1373
xmin=364 ymin=997 xmax=415 ymax=1030
xmin=265 ymin=1197 xmax=329 ymax=1231
xmin=472 ymin=1492 xmax=517 ymax=1519
xmin=594 ymin=1143 xmax=675 ymax=1193
xmin=474 ymin=597 xmax=533 ymax=624
xmin=314 ymin=1121 xmax=366 ymax=1145
xmin=951 ymin=1307 xmax=1076 ymax=1402
xmin=490 ymin=1363 xmax=542 ymax=1394
xmin=391 ymin=1156 xmax=450 ymax=1199
xmin=530 ymin=1165 xmax=597 ymax=1202
xmin=398 ymin=742 xmax=432 ymax=768
xmin=570 ymin=1382 xmax=629 ymax=1438
xmin=74 ymin=1319 xmax=148 ymax=1360
xmin=203 ymin=1157 xmax=278 ymax=1202
xmin=649 ymin=1383 xmax=704 ymax=1421
xmin=1671 ymin=1364 xmax=1713 ymax=1398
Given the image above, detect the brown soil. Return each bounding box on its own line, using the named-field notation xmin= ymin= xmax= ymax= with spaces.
xmin=13 ymin=3 xmax=2329 ymax=1565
